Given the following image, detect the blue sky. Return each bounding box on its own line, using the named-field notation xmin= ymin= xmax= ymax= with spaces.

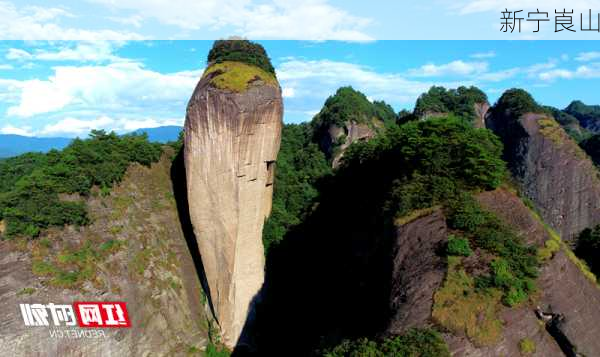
xmin=3 ymin=0 xmax=600 ymax=40
xmin=0 ymin=40 xmax=600 ymax=137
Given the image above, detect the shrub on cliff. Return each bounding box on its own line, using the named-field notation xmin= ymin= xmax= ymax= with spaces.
xmin=0 ymin=130 xmax=163 ymax=238
xmin=447 ymin=235 xmax=472 ymax=256
xmin=324 ymin=328 xmax=450 ymax=357
xmin=414 ymin=86 xmax=487 ymax=122
xmin=446 ymin=194 xmax=538 ymax=306
xmin=208 ymin=39 xmax=275 ymax=74
xmin=576 ymin=225 xmax=600 ymax=277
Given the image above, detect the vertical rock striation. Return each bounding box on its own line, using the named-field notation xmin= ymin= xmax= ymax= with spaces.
xmin=184 ymin=47 xmax=283 ymax=348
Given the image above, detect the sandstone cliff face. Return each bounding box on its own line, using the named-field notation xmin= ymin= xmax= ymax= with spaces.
xmin=487 ymin=112 xmax=600 ymax=240
xmin=184 ymin=68 xmax=283 ymax=348
xmin=0 ymin=151 xmax=210 ymax=356
xmin=388 ymin=188 xmax=600 ymax=356
xmin=387 ymin=210 xmax=447 ymax=334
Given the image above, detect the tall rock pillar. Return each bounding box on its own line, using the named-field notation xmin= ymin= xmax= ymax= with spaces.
xmin=184 ymin=41 xmax=282 ymax=348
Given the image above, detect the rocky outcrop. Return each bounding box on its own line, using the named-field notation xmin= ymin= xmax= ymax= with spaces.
xmin=473 ymin=102 xmax=489 ymax=128
xmin=387 ymin=210 xmax=447 ymax=334
xmin=479 ymin=189 xmax=600 ymax=357
xmin=184 ymin=63 xmax=283 ymax=347
xmin=320 ymin=120 xmax=381 ymax=168
xmin=487 ymin=112 xmax=600 ymax=240
xmin=0 ymin=151 xmax=211 ymax=356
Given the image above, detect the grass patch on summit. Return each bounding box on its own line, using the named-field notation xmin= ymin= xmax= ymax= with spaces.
xmin=204 ymin=61 xmax=277 ymax=93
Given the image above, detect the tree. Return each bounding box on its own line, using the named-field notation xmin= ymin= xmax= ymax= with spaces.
xmin=207 ymin=39 xmax=275 ymax=74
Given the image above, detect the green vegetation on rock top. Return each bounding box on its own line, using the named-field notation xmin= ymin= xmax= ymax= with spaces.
xmin=312 ymin=86 xmax=397 ymax=128
xmin=207 ymin=39 xmax=275 ymax=74
xmin=414 ymin=86 xmax=488 ymax=122
xmin=491 ymin=88 xmax=546 ymax=119
xmin=204 ymin=61 xmax=277 ymax=93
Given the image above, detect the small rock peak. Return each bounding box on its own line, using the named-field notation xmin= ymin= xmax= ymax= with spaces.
xmin=311 ymin=86 xmax=395 ymax=167
xmin=487 ymin=88 xmax=600 ymax=240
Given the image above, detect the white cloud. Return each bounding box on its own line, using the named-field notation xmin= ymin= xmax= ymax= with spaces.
xmin=471 ymin=51 xmax=496 ymax=59
xmin=87 ymin=0 xmax=373 ymax=40
xmin=119 ymin=117 xmax=183 ymax=131
xmin=0 ymin=124 xmax=33 ymax=136
xmin=6 ymin=48 xmax=32 ymax=60
xmin=538 ymin=69 xmax=574 ymax=81
xmin=576 ymin=52 xmax=600 ymax=62
xmin=6 ymin=42 xmax=126 ymax=63
xmin=0 ymin=64 xmax=13 ymax=70
xmin=40 ymin=116 xmax=114 ymax=136
xmin=6 ymin=62 xmax=202 ymax=117
xmin=38 ymin=115 xmax=183 ymax=136
xmin=8 ymin=79 xmax=74 ymax=117
xmin=0 ymin=1 xmax=143 ymax=40
xmin=0 ymin=78 xmax=21 ymax=102
xmin=538 ymin=63 xmax=600 ymax=81
xmin=479 ymin=68 xmax=520 ymax=81
xmin=33 ymin=42 xmax=124 ymax=62
xmin=525 ymin=60 xmax=557 ymax=75
xmin=108 ymin=15 xmax=144 ymax=28
xmin=407 ymin=60 xmax=488 ymax=77
xmin=277 ymin=58 xmax=466 ymax=106
xmin=282 ymin=87 xmax=295 ymax=98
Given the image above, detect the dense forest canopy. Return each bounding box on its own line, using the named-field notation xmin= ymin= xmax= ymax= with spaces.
xmin=207 ymin=39 xmax=275 ymax=74
xmin=0 ymin=130 xmax=163 ymax=238
xmin=413 ymin=86 xmax=487 ymax=122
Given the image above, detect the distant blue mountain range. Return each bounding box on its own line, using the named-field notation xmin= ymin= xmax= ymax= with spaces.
xmin=0 ymin=126 xmax=183 ymax=158
xmin=130 ymin=125 xmax=183 ymax=143
xmin=0 ymin=135 xmax=72 ymax=158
